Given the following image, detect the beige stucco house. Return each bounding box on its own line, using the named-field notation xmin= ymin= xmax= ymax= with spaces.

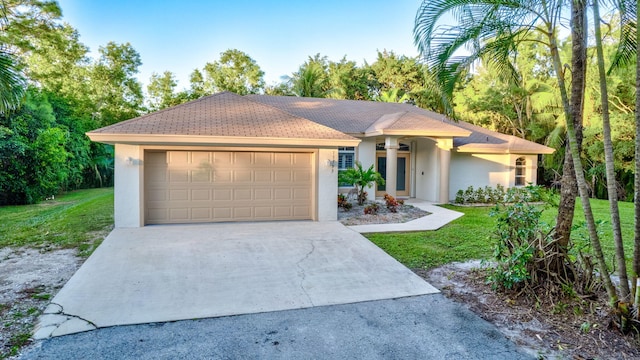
xmin=87 ymin=92 xmax=554 ymax=228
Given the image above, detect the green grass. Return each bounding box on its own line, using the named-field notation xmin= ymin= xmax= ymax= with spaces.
xmin=367 ymin=198 xmax=636 ymax=271
xmin=0 ymin=188 xmax=114 ymax=256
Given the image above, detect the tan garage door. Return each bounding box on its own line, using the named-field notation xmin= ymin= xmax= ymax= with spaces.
xmin=145 ymin=151 xmax=313 ymax=224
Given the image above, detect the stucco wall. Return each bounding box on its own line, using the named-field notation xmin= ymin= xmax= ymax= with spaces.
xmin=317 ymin=148 xmax=338 ymax=221
xmin=449 ymin=153 xmax=539 ymax=200
xmin=414 ymin=138 xmax=439 ymax=202
xmin=114 ymin=144 xmax=144 ymax=227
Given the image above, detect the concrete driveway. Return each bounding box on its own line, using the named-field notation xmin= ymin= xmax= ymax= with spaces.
xmin=34 ymin=221 xmax=438 ymax=338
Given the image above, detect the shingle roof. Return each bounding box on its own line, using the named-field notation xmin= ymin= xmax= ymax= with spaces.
xmin=247 ymin=95 xmax=469 ymax=137
xmin=451 ymin=121 xmax=555 ymax=154
xmin=88 ymin=92 xmax=356 ymax=141
xmin=87 ymin=92 xmax=554 ymax=155
xmin=248 ymin=95 xmax=554 ymax=154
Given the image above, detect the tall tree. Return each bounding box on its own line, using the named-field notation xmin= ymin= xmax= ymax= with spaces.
xmin=592 ymin=0 xmax=630 ymax=300
xmin=414 ymin=0 xmax=618 ymax=302
xmin=89 ymin=42 xmax=144 ymax=125
xmin=201 ymin=49 xmax=264 ymax=95
xmin=290 ymin=54 xmax=330 ymax=97
xmin=0 ymin=0 xmax=64 ymax=113
xmin=147 ymin=71 xmax=179 ymax=111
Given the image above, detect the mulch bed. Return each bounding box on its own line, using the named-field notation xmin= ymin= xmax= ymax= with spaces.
xmin=337 ymin=200 xmax=430 ymax=226
xmin=419 ymin=261 xmax=640 ymax=360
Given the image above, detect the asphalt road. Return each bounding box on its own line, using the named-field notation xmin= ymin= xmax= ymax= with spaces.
xmin=21 ymin=294 xmax=534 ymax=360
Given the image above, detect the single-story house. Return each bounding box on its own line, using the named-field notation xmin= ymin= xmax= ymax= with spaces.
xmin=87 ymin=91 xmax=554 ymax=227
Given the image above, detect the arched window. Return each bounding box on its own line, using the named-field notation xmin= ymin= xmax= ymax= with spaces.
xmin=515 ymin=157 xmax=526 ymax=186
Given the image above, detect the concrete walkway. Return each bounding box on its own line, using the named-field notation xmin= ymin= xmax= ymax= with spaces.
xmin=347 ymin=199 xmax=464 ymax=233
xmin=33 ymin=221 xmax=438 ymax=339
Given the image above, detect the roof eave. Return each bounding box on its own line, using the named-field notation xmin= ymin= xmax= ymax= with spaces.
xmin=455 ymin=145 xmax=555 ymax=155
xmin=363 ymin=129 xmax=472 ymax=138
xmin=86 ymin=133 xmax=361 ymax=148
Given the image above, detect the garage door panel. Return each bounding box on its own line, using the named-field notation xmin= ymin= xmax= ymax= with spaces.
xmin=213 ymin=189 xmax=232 ymax=201
xmin=191 ymin=189 xmax=211 ymax=201
xmin=169 ymin=170 xmax=189 ymax=183
xmin=213 ymin=170 xmax=233 ymax=183
xmin=191 ymin=208 xmax=211 ymax=220
xmin=191 ymin=170 xmax=211 ymax=182
xmin=145 ymin=151 xmax=313 ymax=224
xmin=146 ymin=189 xmax=167 ymax=202
xmin=234 ymin=170 xmax=252 ymax=182
xmin=254 ymin=189 xmax=272 ymax=200
xmin=169 ymin=151 xmax=189 ymax=165
xmin=274 ymin=171 xmax=292 ymax=182
xmin=254 ymin=170 xmax=272 ymax=182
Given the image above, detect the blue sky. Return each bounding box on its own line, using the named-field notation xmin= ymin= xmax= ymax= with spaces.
xmin=56 ymin=0 xmax=424 ymax=90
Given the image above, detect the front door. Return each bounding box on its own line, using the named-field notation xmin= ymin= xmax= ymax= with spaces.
xmin=376 ymin=153 xmax=410 ymax=197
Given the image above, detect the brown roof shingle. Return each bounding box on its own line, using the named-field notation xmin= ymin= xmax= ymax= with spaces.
xmin=248 ymin=95 xmax=553 ymax=154
xmin=89 ymin=92 xmax=356 ymax=141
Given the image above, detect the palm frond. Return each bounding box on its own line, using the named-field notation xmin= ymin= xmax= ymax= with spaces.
xmin=608 ymin=0 xmax=636 ymax=72
xmin=0 ymin=50 xmax=25 ymax=114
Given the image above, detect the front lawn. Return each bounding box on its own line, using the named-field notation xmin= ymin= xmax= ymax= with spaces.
xmin=367 ymin=198 xmax=636 ymax=271
xmin=0 ymin=188 xmax=114 ymax=256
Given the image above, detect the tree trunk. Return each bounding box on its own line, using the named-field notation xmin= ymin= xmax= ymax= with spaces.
xmin=554 ymin=0 xmax=586 ymax=249
xmin=547 ymin=0 xmax=618 ymax=305
xmin=592 ymin=0 xmax=630 ymax=300
xmin=633 ymin=0 xmax=640 ymax=308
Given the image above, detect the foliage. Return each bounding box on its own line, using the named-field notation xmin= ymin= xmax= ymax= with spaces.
xmin=337 ymin=194 xmax=352 ymax=211
xmin=0 ymin=89 xmax=69 ymax=204
xmin=363 ymin=203 xmax=380 ymax=215
xmin=383 ymin=194 xmax=400 ymax=213
xmin=201 ymin=49 xmax=265 ymax=95
xmin=453 ymin=185 xmax=546 ymax=205
xmin=89 ymin=42 xmax=144 ymax=126
xmin=337 ymin=161 xmax=385 ymax=205
xmin=487 ymin=201 xmax=548 ymax=290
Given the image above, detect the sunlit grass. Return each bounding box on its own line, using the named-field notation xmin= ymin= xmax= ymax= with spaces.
xmin=367 ymin=198 xmax=635 ymax=271
xmin=0 ymin=188 xmax=114 ymax=256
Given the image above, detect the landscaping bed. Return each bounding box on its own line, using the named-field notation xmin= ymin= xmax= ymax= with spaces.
xmin=420 ymin=261 xmax=640 ymax=360
xmin=338 ymin=200 xmax=430 ymax=226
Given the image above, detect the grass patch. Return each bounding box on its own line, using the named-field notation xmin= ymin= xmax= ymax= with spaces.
xmin=0 ymin=188 xmax=114 ymax=256
xmin=367 ymin=198 xmax=635 ymax=271
xmin=366 ymin=206 xmax=496 ymax=269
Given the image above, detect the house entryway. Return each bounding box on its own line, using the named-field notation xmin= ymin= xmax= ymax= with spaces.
xmin=376 ymin=152 xmax=410 ymax=197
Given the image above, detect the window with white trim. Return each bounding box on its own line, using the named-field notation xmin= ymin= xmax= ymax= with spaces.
xmin=338 ymin=146 xmax=355 ymax=170
xmin=515 ymin=157 xmax=526 ymax=186
xmin=338 ymin=147 xmax=355 ymax=187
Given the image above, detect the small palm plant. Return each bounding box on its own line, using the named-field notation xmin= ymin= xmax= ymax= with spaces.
xmin=338 ymin=161 xmax=385 ymax=205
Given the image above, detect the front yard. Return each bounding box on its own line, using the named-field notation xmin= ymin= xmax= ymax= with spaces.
xmin=0 ymin=188 xmax=637 ymax=358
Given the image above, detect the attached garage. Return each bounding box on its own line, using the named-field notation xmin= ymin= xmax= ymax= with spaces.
xmin=144 ymin=150 xmax=314 ymax=224
xmin=86 ymin=92 xmax=359 ymax=227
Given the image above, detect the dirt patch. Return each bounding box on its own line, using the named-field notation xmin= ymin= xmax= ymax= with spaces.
xmin=338 ymin=201 xmax=430 ymax=226
xmin=418 ymin=261 xmax=640 ymax=359
xmin=0 ymin=248 xmax=82 ymax=358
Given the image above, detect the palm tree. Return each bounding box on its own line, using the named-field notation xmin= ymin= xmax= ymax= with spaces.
xmin=609 ymin=0 xmax=640 ymax=308
xmin=338 ymin=162 xmax=385 ymax=205
xmin=378 ymin=88 xmax=410 ymax=103
xmin=591 ymin=0 xmax=630 ymax=300
xmin=0 ymin=49 xmax=24 ymax=113
xmin=414 ymin=0 xmax=618 ymax=303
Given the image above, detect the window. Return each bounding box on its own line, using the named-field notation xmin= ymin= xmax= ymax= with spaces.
xmin=338 ymin=147 xmax=355 ymax=170
xmin=338 ymin=147 xmax=355 ymax=187
xmin=376 ymin=142 xmax=411 ymax=151
xmin=515 ymin=157 xmax=526 ymax=186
